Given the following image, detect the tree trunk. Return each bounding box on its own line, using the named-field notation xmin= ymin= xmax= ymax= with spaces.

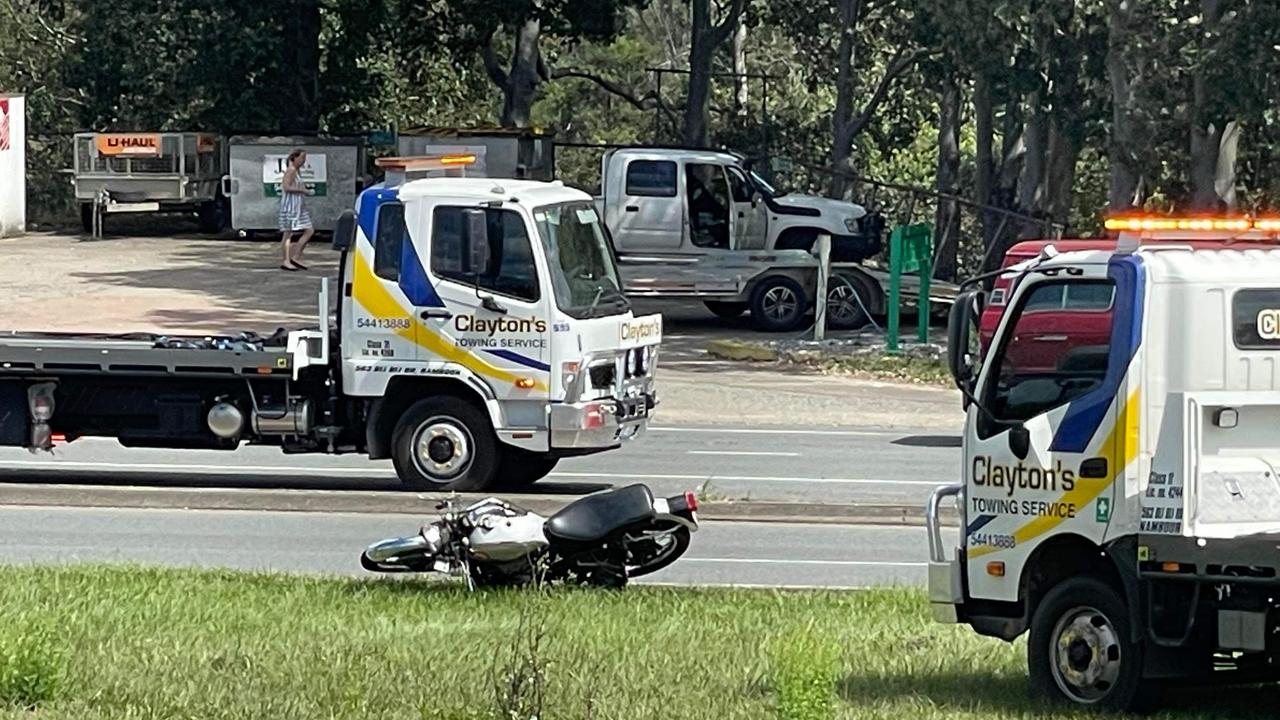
xmin=1018 ymin=90 xmax=1048 ymax=221
xmin=499 ymin=18 xmax=543 ymax=128
xmin=933 ymin=75 xmax=961 ymax=281
xmin=282 ymin=0 xmax=321 ymax=132
xmin=828 ymin=0 xmax=861 ymax=199
xmin=684 ymin=0 xmax=715 ymax=146
xmin=731 ymin=18 xmax=748 ymax=118
xmin=1189 ymin=0 xmax=1225 ymax=210
xmin=973 ymin=72 xmax=996 ymax=251
xmin=1045 ymin=123 xmax=1081 ymax=227
xmin=1106 ymin=0 xmax=1139 ymax=209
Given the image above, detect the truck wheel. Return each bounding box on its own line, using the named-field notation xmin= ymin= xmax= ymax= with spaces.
xmin=80 ymin=203 xmax=94 ymax=234
xmin=825 ymin=275 xmax=873 ymax=330
xmin=391 ymin=398 xmax=498 ymax=492
xmin=1029 ymin=577 xmax=1145 ymax=711
xmin=496 ymin=448 xmax=559 ymax=489
xmin=704 ymin=301 xmax=747 ymax=319
xmin=749 ymin=276 xmax=808 ymax=332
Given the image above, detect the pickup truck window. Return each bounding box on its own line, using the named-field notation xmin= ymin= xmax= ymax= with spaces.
xmin=686 ymin=163 xmax=731 ymax=249
xmin=981 ymin=279 xmax=1115 ymax=429
xmin=373 ymin=202 xmax=406 ymax=282
xmin=625 ymin=160 xmax=677 ymax=197
xmin=727 ymin=167 xmax=752 ymax=202
xmin=431 ymin=207 xmax=539 ymax=302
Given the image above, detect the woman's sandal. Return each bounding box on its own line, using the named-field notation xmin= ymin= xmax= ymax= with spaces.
xmin=280 ymin=265 xmax=299 ymax=272
xmin=292 ymin=261 xmax=309 ymax=270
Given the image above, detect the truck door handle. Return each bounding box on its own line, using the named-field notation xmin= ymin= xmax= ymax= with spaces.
xmin=625 ymin=205 xmax=639 ymax=212
xmin=1079 ymin=457 xmax=1108 ymax=478
xmin=1033 ymin=334 xmax=1068 ymax=342
xmin=420 ymin=309 xmax=453 ymax=320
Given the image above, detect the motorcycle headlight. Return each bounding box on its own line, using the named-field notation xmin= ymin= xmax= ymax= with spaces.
xmin=843 ymin=217 xmax=860 ymax=233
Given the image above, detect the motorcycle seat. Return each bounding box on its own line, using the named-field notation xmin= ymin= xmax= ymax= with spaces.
xmin=544 ymin=484 xmax=656 ymax=545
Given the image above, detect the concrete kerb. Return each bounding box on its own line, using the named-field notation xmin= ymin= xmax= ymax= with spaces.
xmin=0 ymin=483 xmax=961 ymax=527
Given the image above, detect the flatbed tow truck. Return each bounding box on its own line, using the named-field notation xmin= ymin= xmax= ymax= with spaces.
xmin=0 ymin=155 xmax=661 ymax=491
xmin=928 ymin=215 xmax=1280 ymax=710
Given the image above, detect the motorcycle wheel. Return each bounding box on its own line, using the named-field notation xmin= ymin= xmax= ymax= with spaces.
xmin=624 ymin=521 xmax=692 ymax=578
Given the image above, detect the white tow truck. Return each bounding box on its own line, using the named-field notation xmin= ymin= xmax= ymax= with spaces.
xmin=0 ymin=155 xmax=661 ymax=491
xmin=597 ymin=147 xmax=952 ymax=331
xmin=928 ymin=215 xmax=1280 ymax=709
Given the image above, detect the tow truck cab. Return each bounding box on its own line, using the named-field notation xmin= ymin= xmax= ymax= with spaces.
xmin=0 ymin=155 xmax=660 ymax=492
xmin=929 ymin=216 xmax=1280 ymax=710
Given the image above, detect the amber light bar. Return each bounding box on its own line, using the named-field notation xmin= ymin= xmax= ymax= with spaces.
xmin=374 ymin=154 xmax=477 ymax=171
xmin=1104 ymin=216 xmax=1280 ymax=233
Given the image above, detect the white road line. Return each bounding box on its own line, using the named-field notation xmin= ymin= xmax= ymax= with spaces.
xmin=649 ymin=426 xmax=900 ymax=437
xmin=686 ymin=450 xmax=800 ymax=457
xmin=548 ymin=471 xmax=937 ymax=486
xmin=683 ymin=558 xmax=926 ymax=568
xmin=0 ymin=461 xmax=938 ymax=486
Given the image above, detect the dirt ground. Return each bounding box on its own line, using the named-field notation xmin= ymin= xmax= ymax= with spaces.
xmin=0 ymin=231 xmax=340 ymax=335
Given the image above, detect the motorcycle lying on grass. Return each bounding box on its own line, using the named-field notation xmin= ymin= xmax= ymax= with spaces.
xmin=361 ymin=484 xmax=699 ymax=589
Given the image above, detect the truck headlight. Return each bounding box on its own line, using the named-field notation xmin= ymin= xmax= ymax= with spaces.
xmin=843 ymin=217 xmax=860 ymax=233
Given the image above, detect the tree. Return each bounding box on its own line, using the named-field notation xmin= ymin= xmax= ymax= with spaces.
xmin=683 ymin=0 xmax=748 ymax=146
xmin=408 ymin=0 xmax=645 ymax=128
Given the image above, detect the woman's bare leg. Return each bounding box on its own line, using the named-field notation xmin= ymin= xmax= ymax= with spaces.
xmin=291 ymin=227 xmax=316 ymax=263
xmin=281 ymin=231 xmax=296 ymax=268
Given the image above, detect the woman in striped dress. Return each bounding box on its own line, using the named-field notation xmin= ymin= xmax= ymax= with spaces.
xmin=278 ymin=149 xmax=315 ymax=271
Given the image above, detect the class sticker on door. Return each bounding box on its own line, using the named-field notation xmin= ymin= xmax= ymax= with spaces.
xmin=263 ymin=153 xmax=327 ymax=197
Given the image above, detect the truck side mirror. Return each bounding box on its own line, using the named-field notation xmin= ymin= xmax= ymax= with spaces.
xmin=332 ymin=210 xmax=356 ymax=251
xmin=947 ymin=288 xmax=983 ymax=392
xmin=462 ymin=208 xmax=490 ymax=275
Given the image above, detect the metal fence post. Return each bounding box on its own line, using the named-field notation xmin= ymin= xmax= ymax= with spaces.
xmin=814 ymin=233 xmax=831 ymax=341
xmin=887 ymin=227 xmax=902 ymax=353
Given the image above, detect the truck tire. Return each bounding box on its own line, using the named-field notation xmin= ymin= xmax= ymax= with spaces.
xmin=496 ymin=448 xmax=559 ymax=488
xmin=704 ymin=301 xmax=747 ymax=319
xmin=825 ymin=274 xmax=873 ymax=330
xmin=749 ymin=276 xmax=808 ymax=332
xmin=80 ymin=203 xmax=94 ymax=234
xmin=1029 ymin=577 xmax=1146 ymax=711
xmin=391 ymin=398 xmax=499 ymax=492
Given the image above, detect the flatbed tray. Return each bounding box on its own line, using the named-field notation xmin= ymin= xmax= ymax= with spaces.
xmin=0 ymin=331 xmax=295 ymax=377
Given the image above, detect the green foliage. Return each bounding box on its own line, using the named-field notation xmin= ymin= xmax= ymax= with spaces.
xmin=772 ymin=628 xmax=839 ymax=720
xmin=0 ymin=625 xmax=64 ymax=710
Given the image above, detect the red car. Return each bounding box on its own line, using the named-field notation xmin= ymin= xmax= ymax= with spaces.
xmin=978 ymin=240 xmax=1115 ymax=373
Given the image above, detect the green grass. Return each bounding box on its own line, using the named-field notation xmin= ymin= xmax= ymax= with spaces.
xmin=0 ymin=565 xmax=1275 ymax=719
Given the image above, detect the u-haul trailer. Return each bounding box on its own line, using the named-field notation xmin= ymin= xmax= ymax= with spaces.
xmin=928 ymin=215 xmax=1280 ymax=710
xmin=1 ymin=154 xmax=660 ymax=491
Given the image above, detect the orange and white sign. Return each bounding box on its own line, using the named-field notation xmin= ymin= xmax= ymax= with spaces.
xmin=0 ymin=99 xmax=9 ymax=152
xmin=96 ymin=133 xmax=161 ymax=156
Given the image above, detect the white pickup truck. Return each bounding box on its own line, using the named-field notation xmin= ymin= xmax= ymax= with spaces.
xmin=596 ymin=148 xmax=950 ymax=331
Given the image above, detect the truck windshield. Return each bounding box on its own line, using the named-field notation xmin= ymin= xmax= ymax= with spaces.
xmin=534 ymin=202 xmax=629 ymax=319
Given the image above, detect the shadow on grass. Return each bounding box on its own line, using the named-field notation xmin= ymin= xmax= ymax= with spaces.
xmin=839 ymin=670 xmax=1280 ymax=718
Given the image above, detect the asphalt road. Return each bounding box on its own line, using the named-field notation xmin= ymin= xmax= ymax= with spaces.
xmin=0 ymin=505 xmax=946 ymax=589
xmin=0 ymin=423 xmax=959 ymax=507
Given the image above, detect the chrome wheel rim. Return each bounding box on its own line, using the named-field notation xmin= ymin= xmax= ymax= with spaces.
xmin=624 ymin=524 xmax=683 ymax=572
xmin=411 ymin=417 xmax=473 ymax=482
xmin=826 ymin=280 xmax=862 ymax=324
xmin=1050 ymin=605 xmax=1122 ymax=704
xmin=762 ymin=285 xmax=800 ymax=322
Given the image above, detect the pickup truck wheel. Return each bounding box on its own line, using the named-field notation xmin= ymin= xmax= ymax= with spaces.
xmin=391 ymin=398 xmax=498 ymax=491
xmin=703 ymin=301 xmax=748 ymax=319
xmin=1029 ymin=577 xmax=1145 ymax=711
xmin=749 ymin=276 xmax=808 ymax=332
xmin=496 ymin=448 xmax=559 ymax=488
xmin=826 ymin=274 xmax=872 ymax=330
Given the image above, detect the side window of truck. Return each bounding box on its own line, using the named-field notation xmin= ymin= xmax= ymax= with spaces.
xmin=625 ymin=161 xmax=677 ymax=197
xmin=982 ymin=279 xmax=1115 ymax=429
xmin=373 ymin=202 xmax=406 ymax=281
xmin=431 ymin=207 xmax=539 ymax=302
